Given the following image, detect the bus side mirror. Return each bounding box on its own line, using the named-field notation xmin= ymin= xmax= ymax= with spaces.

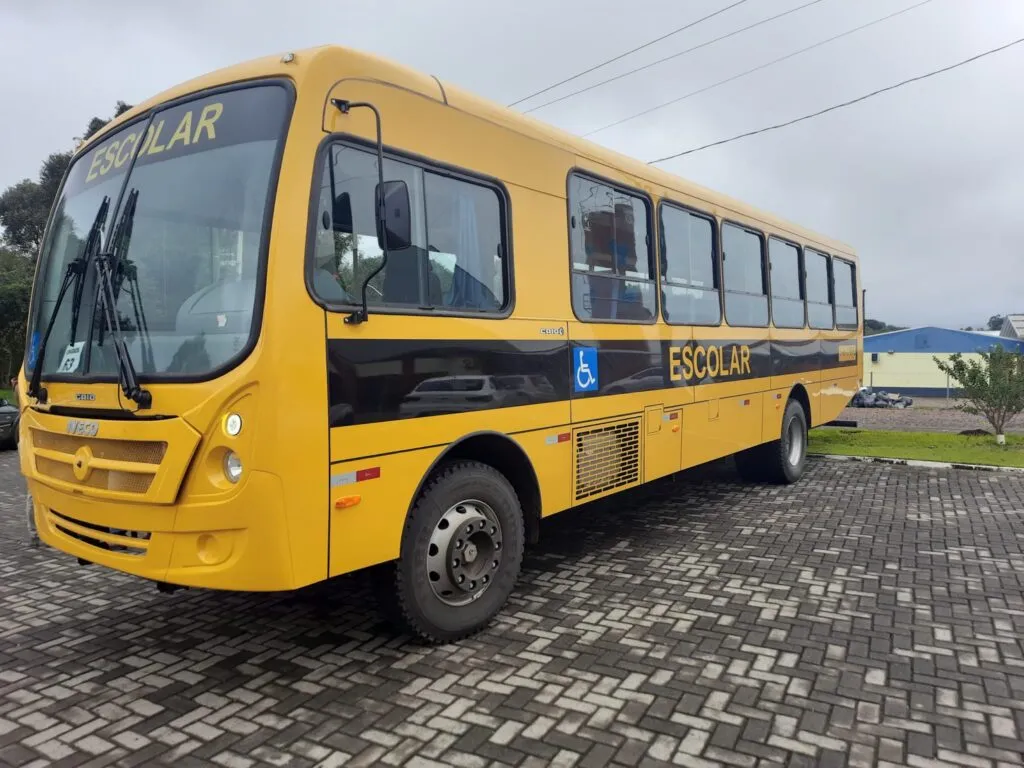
xmin=375 ymin=180 xmax=411 ymax=251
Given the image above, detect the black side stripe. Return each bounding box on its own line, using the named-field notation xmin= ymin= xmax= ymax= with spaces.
xmin=326 ymin=338 xmax=858 ymax=427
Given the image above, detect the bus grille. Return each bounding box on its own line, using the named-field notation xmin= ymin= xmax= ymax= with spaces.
xmin=48 ymin=510 xmax=152 ymax=557
xmin=31 ymin=429 xmax=165 ymax=495
xmin=574 ymin=419 xmax=641 ymax=501
xmin=33 ymin=431 xmax=167 ymax=464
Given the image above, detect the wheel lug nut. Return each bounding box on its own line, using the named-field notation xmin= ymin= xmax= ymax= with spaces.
xmin=458 ymin=575 xmax=465 ymax=583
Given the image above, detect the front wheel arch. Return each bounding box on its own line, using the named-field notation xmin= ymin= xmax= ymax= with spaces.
xmin=405 ymin=430 xmax=542 ymax=547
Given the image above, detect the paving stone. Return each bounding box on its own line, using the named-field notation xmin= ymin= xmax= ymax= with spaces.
xmin=5 ymin=455 xmax=1024 ymax=766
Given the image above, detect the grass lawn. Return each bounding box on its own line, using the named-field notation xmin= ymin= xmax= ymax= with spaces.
xmin=0 ymin=389 xmax=13 ymax=404
xmin=809 ymin=428 xmax=1024 ymax=468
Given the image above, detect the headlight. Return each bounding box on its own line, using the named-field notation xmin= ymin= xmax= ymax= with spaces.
xmin=223 ymin=451 xmax=243 ymax=483
xmin=224 ymin=413 xmax=243 ymax=437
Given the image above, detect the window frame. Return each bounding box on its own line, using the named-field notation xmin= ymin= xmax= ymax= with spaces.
xmin=305 ymin=133 xmax=516 ymax=319
xmin=657 ymin=199 xmax=722 ymax=327
xmin=720 ymin=219 xmax=769 ymax=329
xmin=832 ymin=256 xmax=859 ymax=330
xmin=804 ymin=246 xmax=835 ymax=331
xmin=565 ymin=168 xmax=657 ymax=325
xmin=767 ymin=235 xmax=807 ymax=330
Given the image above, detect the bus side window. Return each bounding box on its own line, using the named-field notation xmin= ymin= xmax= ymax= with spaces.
xmin=722 ymin=223 xmax=768 ymax=328
xmin=660 ymin=203 xmax=720 ymax=326
xmin=805 ymin=248 xmax=834 ymax=330
xmin=833 ymin=258 xmax=858 ymax=329
xmin=568 ymin=173 xmax=655 ymax=323
xmin=310 ymin=144 xmax=508 ymax=315
xmin=768 ymin=237 xmax=805 ymax=329
xmin=423 ymin=172 xmax=507 ymax=313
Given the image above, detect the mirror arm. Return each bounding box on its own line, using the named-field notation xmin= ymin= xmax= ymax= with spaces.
xmin=331 ymin=98 xmax=388 ymax=326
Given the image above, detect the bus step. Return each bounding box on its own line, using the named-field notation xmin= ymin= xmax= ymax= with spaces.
xmin=823 ymin=419 xmax=857 ymax=428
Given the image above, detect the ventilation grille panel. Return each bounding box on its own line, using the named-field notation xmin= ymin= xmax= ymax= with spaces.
xmin=574 ymin=420 xmax=641 ymax=501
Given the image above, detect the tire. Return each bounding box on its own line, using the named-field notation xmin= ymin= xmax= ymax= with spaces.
xmin=380 ymin=460 xmax=525 ymax=644
xmin=760 ymin=399 xmax=808 ymax=484
xmin=733 ymin=399 xmax=808 ymax=484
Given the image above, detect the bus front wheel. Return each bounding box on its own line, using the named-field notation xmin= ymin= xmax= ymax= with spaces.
xmin=735 ymin=398 xmax=808 ymax=484
xmin=386 ymin=460 xmax=524 ymax=644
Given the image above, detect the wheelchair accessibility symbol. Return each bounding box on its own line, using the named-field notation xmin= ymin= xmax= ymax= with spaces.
xmin=573 ymin=346 xmax=599 ymax=393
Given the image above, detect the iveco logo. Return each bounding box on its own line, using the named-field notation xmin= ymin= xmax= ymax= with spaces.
xmin=66 ymin=419 xmax=99 ymax=437
xmin=74 ymin=393 xmax=96 ymax=402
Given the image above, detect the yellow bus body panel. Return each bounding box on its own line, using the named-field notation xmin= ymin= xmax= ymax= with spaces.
xmin=16 ymin=45 xmax=861 ymax=593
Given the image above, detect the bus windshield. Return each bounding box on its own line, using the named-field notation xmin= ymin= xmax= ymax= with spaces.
xmin=29 ymin=83 xmax=290 ymax=381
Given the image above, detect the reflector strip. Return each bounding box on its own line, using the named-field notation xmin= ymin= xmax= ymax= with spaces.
xmin=331 ymin=467 xmax=381 ymax=487
xmin=546 ymin=432 xmax=572 ymax=445
xmin=356 ymin=467 xmax=381 ymax=482
xmin=330 ymin=471 xmax=355 ymax=487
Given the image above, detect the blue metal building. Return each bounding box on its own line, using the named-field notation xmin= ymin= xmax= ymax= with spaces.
xmin=863 ymin=327 xmax=1024 ymax=397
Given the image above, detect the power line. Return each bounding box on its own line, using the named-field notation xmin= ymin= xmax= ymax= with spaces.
xmin=584 ymin=0 xmax=934 ymax=138
xmin=647 ymin=34 xmax=1024 ymax=164
xmin=523 ymin=0 xmax=827 ymax=114
xmin=508 ymin=0 xmax=751 ymax=108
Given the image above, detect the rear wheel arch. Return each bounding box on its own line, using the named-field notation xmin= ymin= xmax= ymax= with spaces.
xmin=788 ymin=383 xmax=812 ymax=427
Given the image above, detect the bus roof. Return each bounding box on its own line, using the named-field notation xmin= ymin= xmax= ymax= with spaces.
xmin=90 ymin=44 xmax=854 ymax=257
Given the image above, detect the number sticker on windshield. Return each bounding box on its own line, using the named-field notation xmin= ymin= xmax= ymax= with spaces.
xmin=57 ymin=342 xmax=84 ymax=374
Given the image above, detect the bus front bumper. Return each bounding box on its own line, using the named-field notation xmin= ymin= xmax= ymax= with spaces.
xmin=27 ymin=469 xmax=295 ymax=592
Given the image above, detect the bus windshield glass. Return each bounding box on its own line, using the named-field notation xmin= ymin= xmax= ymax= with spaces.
xmin=29 ymin=83 xmax=290 ymax=380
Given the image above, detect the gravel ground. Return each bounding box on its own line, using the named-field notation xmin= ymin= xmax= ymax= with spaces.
xmin=838 ymin=399 xmax=1024 ymax=435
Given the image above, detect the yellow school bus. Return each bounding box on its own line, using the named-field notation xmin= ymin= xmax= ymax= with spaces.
xmin=17 ymin=45 xmax=861 ymax=643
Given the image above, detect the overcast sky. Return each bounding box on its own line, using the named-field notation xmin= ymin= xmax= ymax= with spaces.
xmin=3 ymin=0 xmax=1022 ymax=328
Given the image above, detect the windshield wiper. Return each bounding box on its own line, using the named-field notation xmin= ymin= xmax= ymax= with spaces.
xmin=102 ymin=189 xmax=154 ymax=374
xmin=27 ymin=196 xmax=110 ymax=404
xmin=94 ymin=191 xmax=152 ymax=409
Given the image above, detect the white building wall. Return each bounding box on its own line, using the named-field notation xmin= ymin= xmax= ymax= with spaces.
xmin=862 ymin=352 xmax=981 ymax=396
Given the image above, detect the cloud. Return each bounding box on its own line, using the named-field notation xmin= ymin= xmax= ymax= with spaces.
xmin=3 ymin=0 xmax=1022 ymax=326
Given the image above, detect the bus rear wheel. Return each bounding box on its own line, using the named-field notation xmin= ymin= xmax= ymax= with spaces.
xmin=387 ymin=460 xmax=524 ymax=644
xmin=735 ymin=398 xmax=808 ymax=485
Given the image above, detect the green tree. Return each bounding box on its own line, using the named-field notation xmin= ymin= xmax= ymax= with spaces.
xmin=0 ymin=101 xmax=132 ymax=258
xmin=864 ymin=318 xmax=907 ymax=336
xmin=934 ymin=347 xmax=1024 ymax=444
xmin=0 ymin=248 xmax=34 ymax=382
xmin=988 ymin=314 xmax=1006 ymax=332
xmin=0 ymin=101 xmax=132 ymax=381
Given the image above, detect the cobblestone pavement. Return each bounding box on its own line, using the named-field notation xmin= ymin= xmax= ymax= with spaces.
xmin=3 ymin=449 xmax=1024 ymax=768
xmin=838 ymin=403 xmax=1024 ymax=435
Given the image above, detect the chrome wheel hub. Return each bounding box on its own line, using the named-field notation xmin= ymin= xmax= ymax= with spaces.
xmin=426 ymin=499 xmax=502 ymax=606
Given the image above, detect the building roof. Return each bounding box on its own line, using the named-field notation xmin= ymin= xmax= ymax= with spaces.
xmin=1001 ymin=315 xmax=1024 ymax=338
xmin=865 ymin=326 xmax=1024 ymax=354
